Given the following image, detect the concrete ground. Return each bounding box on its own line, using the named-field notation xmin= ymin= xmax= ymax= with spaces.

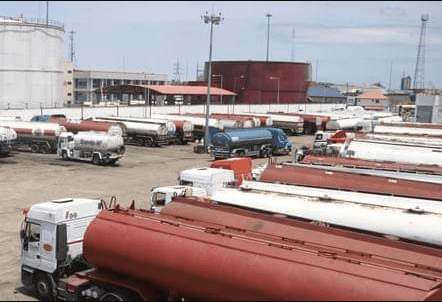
xmin=0 ymin=135 xmax=314 ymax=301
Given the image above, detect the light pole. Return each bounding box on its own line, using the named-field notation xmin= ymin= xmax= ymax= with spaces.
xmin=212 ymin=74 xmax=223 ymax=105
xmin=266 ymin=13 xmax=272 ymax=62
xmin=202 ymin=10 xmax=223 ymax=152
xmin=270 ymin=76 xmax=280 ymax=104
xmin=233 ymin=75 xmax=245 ymax=114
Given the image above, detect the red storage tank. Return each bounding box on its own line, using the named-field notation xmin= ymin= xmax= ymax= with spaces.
xmin=206 ymin=61 xmax=312 ymax=104
xmin=83 ymin=199 xmax=442 ymax=301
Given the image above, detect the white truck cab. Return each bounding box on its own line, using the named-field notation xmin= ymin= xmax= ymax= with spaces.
xmin=20 ymin=198 xmax=101 ymax=300
xmin=149 ymin=185 xmax=207 ymax=213
xmin=177 ymin=167 xmax=236 ymax=196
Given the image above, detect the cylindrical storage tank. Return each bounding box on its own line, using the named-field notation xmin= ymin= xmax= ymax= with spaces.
xmin=73 ymin=132 xmax=124 ymax=153
xmin=0 ymin=17 xmax=64 ymax=109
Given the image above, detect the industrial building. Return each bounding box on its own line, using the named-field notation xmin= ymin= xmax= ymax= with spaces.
xmin=196 ymin=60 xmax=312 ymax=105
xmin=0 ymin=16 xmax=65 ymax=109
xmin=65 ymin=66 xmax=168 ymax=106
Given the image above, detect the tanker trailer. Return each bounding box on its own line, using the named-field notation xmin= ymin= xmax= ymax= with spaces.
xmin=0 ymin=120 xmax=66 ymax=153
xmin=20 ymin=196 xmax=442 ymax=301
xmin=57 ymin=131 xmax=125 ymax=165
xmin=0 ymin=126 xmax=17 ymax=156
xmin=93 ymin=116 xmax=178 ymax=145
xmin=210 ymin=127 xmax=291 ymax=159
xmin=67 ymin=198 xmax=442 ymax=300
xmin=31 ymin=114 xmax=127 ymax=138
xmin=91 ymin=116 xmax=170 ymax=147
xmin=258 ymin=161 xmax=442 ymax=200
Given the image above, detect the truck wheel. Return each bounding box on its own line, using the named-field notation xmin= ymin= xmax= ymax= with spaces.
xmin=145 ymin=137 xmax=154 ymax=147
xmin=35 ymin=273 xmax=54 ymax=301
xmin=62 ymin=151 xmax=69 ymax=161
xmin=40 ymin=144 xmax=50 ymax=154
xmin=135 ymin=138 xmax=145 ymax=146
xmin=93 ymin=154 xmax=101 ymax=165
xmin=30 ymin=144 xmax=39 ymax=153
xmin=99 ymin=289 xmax=134 ymax=301
xmin=238 ymin=151 xmax=245 ymax=157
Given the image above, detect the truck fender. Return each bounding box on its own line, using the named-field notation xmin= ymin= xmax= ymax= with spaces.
xmin=21 ymin=265 xmax=35 ymax=289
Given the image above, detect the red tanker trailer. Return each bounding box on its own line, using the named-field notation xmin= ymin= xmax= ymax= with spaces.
xmin=20 ymin=197 xmax=442 ymax=301
xmin=258 ymin=161 xmax=442 ymax=200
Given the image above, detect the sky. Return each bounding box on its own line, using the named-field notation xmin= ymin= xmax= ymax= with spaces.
xmin=2 ymin=1 xmax=442 ymax=90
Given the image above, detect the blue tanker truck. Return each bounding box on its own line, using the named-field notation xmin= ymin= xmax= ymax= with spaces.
xmin=209 ymin=127 xmax=292 ymax=159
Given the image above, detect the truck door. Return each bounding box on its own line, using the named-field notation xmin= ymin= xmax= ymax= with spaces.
xmin=20 ymin=220 xmax=42 ymax=269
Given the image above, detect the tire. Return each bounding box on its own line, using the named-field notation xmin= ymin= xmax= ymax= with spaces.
xmin=100 ymin=289 xmax=135 ymax=301
xmin=35 ymin=273 xmax=54 ymax=301
xmin=135 ymin=138 xmax=145 ymax=146
xmin=30 ymin=144 xmax=39 ymax=153
xmin=238 ymin=151 xmax=245 ymax=157
xmin=145 ymin=137 xmax=154 ymax=147
xmin=93 ymin=154 xmax=101 ymax=165
xmin=40 ymin=144 xmax=50 ymax=154
xmin=62 ymin=151 xmax=69 ymax=161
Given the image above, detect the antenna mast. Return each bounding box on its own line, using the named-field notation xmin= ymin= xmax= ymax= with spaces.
xmin=69 ymin=30 xmax=76 ymax=65
xmin=413 ymin=14 xmax=429 ymax=90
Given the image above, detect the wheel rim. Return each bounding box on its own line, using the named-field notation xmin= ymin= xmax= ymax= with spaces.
xmin=37 ymin=281 xmax=49 ymax=297
xmin=31 ymin=144 xmax=39 ymax=153
xmin=145 ymin=137 xmax=154 ymax=147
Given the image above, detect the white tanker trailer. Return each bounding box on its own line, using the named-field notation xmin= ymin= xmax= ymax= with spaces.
xmin=0 ymin=121 xmax=66 ymax=153
xmin=57 ymin=131 xmax=125 ymax=165
xmin=91 ymin=117 xmax=170 ymax=147
xmin=0 ymin=126 xmax=17 ymax=156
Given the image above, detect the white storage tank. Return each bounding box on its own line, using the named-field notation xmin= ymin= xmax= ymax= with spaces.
xmin=0 ymin=16 xmax=64 ymax=109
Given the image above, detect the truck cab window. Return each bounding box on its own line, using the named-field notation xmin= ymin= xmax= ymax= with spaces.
xmin=29 ymin=223 xmax=41 ymax=242
xmin=180 ymin=180 xmax=193 ymax=186
xmin=153 ymin=192 xmax=166 ymax=206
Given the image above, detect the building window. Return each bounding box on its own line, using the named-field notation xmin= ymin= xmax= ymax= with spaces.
xmin=67 ymin=70 xmax=73 ymax=74
xmin=67 ymin=93 xmax=72 ymax=96
xmin=67 ymin=81 xmax=72 ymax=85
xmin=75 ymin=79 xmax=88 ymax=89
xmin=93 ymin=79 xmax=101 ymax=89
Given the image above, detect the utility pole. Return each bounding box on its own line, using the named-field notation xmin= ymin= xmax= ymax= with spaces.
xmin=46 ymin=1 xmax=49 ymax=25
xmin=266 ymin=13 xmax=272 ymax=62
xmin=201 ymin=10 xmax=223 ymax=152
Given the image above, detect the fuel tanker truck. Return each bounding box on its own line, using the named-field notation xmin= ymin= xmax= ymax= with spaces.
xmin=20 ymin=196 xmax=442 ymax=301
xmin=31 ymin=114 xmax=127 ymax=140
xmin=90 ymin=116 xmax=171 ymax=147
xmin=210 ymin=127 xmax=292 ymax=159
xmin=57 ymin=131 xmax=125 ymax=165
xmin=0 ymin=120 xmax=66 ymax=153
xmin=0 ymin=125 xmax=17 ymax=156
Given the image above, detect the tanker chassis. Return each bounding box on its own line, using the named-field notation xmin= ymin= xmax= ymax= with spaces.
xmin=20 ymin=197 xmax=442 ymax=301
xmin=57 ymin=132 xmax=125 ymax=165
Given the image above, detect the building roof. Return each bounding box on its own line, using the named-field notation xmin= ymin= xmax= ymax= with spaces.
xmin=96 ymin=84 xmax=236 ymax=96
xmin=308 ymin=87 xmax=345 ymax=98
xmin=358 ymin=91 xmax=389 ymax=100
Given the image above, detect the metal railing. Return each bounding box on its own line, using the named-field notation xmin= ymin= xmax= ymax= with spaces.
xmin=0 ymin=16 xmax=64 ymax=30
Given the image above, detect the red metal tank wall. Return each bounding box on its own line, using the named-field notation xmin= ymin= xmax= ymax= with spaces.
xmin=258 ymin=163 xmax=442 ymax=200
xmin=209 ymin=61 xmax=311 ymax=105
xmin=83 ymin=202 xmax=442 ymax=301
